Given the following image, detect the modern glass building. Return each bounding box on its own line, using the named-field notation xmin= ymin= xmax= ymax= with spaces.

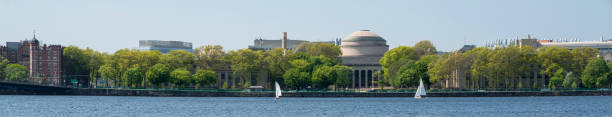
xmin=139 ymin=40 xmax=193 ymax=53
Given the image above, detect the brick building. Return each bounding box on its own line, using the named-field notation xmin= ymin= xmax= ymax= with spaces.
xmin=0 ymin=36 xmax=63 ymax=85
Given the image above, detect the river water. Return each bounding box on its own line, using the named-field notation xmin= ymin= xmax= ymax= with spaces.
xmin=0 ymin=95 xmax=610 ymax=117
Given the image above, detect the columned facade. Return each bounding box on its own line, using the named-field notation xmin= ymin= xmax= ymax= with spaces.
xmin=340 ymin=30 xmax=389 ymax=89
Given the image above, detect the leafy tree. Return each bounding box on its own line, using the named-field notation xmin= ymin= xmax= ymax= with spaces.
xmin=283 ymin=68 xmax=310 ymax=90
xmin=413 ymin=40 xmax=437 ymax=59
xmin=161 ymin=50 xmax=195 ymax=71
xmin=582 ymin=58 xmax=608 ymax=88
xmin=570 ymin=47 xmax=598 ymax=76
xmin=146 ymin=64 xmax=170 ymax=87
xmin=379 ymin=46 xmax=415 ymax=88
xmin=548 ymin=69 xmax=564 ymax=88
xmin=98 ymin=64 xmax=119 ymax=87
xmin=293 ymin=42 xmax=342 ymax=59
xmin=562 ymin=72 xmax=578 ymax=88
xmin=264 ymin=48 xmax=292 ymax=86
xmin=5 ymin=64 xmax=27 ymax=81
xmin=122 ymin=66 xmax=142 ymax=87
xmin=170 ymin=69 xmax=192 ymax=88
xmin=0 ymin=57 xmax=8 ymax=79
xmin=333 ymin=65 xmax=352 ymax=89
xmin=312 ymin=65 xmax=335 ymax=89
xmin=224 ymin=49 xmax=264 ymax=88
xmin=192 ymin=69 xmax=217 ymax=88
xmin=396 ymin=60 xmax=418 ymax=88
xmin=538 ymin=46 xmax=572 ymax=79
xmin=194 ymin=45 xmax=225 ymax=70
xmin=62 ymin=46 xmax=90 ymax=76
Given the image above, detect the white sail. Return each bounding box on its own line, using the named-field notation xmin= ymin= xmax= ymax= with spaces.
xmin=275 ymin=81 xmax=282 ymax=98
xmin=419 ymin=79 xmax=426 ymax=96
xmin=415 ymin=78 xmax=426 ymax=98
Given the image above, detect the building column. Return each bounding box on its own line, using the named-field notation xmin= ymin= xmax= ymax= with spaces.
xmin=352 ymin=70 xmax=356 ymax=89
xmin=365 ymin=70 xmax=369 ymax=88
xmin=357 ymin=70 xmax=361 ymax=88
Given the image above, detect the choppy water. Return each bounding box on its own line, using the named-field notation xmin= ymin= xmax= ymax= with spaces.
xmin=0 ymin=95 xmax=610 ymax=117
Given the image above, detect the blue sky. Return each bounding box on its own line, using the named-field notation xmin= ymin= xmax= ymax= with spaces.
xmin=1 ymin=0 xmax=611 ymax=53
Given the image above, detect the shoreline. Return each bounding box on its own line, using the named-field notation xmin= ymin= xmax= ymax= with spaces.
xmin=1 ymin=88 xmax=611 ymax=97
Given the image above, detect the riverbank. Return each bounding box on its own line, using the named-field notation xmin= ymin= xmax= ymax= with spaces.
xmin=1 ymin=88 xmax=612 ymax=97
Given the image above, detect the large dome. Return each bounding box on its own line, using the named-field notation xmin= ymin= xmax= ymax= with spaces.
xmin=342 ymin=30 xmax=386 ymax=42
xmin=340 ymin=30 xmax=389 ymax=62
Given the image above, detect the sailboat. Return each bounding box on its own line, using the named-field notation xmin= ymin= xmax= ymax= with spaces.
xmin=275 ymin=81 xmax=282 ymax=100
xmin=414 ymin=78 xmax=427 ymax=99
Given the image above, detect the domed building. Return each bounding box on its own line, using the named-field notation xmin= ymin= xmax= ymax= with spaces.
xmin=341 ymin=30 xmax=389 ymax=89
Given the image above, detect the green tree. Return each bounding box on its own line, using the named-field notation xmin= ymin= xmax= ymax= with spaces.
xmin=413 ymin=40 xmax=437 ymax=59
xmin=194 ymin=45 xmax=225 ymax=70
xmin=570 ymin=47 xmax=598 ymax=76
xmin=312 ymin=65 xmax=335 ymax=89
xmin=161 ymin=50 xmax=195 ymax=71
xmin=62 ymin=46 xmax=90 ymax=76
xmin=379 ymin=46 xmax=415 ymax=88
xmin=98 ymin=64 xmax=119 ymax=87
xmin=293 ymin=42 xmax=342 ymax=59
xmin=562 ymin=72 xmax=578 ymax=88
xmin=264 ymin=48 xmax=292 ymax=86
xmin=333 ymin=65 xmax=352 ymax=89
xmin=538 ymin=47 xmax=572 ymax=80
xmin=548 ymin=69 xmax=564 ymax=88
xmin=122 ymin=66 xmax=142 ymax=87
xmin=283 ymin=68 xmax=310 ymax=90
xmin=224 ymin=49 xmax=264 ymax=88
xmin=170 ymin=69 xmax=192 ymax=88
xmin=192 ymin=69 xmax=217 ymax=88
xmin=0 ymin=56 xmax=8 ymax=79
xmin=5 ymin=64 xmax=27 ymax=81
xmin=146 ymin=64 xmax=170 ymax=87
xmin=582 ymin=58 xmax=608 ymax=88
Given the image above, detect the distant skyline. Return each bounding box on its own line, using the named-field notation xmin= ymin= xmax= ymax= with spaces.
xmin=1 ymin=0 xmax=611 ymax=53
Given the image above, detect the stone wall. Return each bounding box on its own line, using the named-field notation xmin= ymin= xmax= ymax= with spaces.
xmin=2 ymin=88 xmax=612 ymax=97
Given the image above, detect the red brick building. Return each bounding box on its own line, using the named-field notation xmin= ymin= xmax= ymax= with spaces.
xmin=0 ymin=36 xmax=63 ymax=85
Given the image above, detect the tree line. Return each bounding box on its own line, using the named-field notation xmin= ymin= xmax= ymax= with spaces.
xmin=59 ymin=42 xmax=350 ymax=90
xmin=381 ymin=40 xmax=612 ymax=89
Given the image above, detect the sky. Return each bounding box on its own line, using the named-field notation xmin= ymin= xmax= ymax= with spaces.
xmin=1 ymin=0 xmax=611 ymax=53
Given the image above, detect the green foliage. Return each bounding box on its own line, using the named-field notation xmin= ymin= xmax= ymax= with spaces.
xmin=548 ymin=69 xmax=564 ymax=88
xmin=333 ymin=65 xmax=352 ymax=88
xmin=194 ymin=45 xmax=225 ymax=70
xmin=122 ymin=66 xmax=142 ymax=87
xmin=146 ymin=64 xmax=170 ymax=87
xmin=312 ymin=65 xmax=335 ymax=89
xmin=224 ymin=49 xmax=264 ymax=87
xmin=98 ymin=64 xmax=118 ymax=87
xmin=192 ymin=69 xmax=217 ymax=87
xmin=538 ymin=46 xmax=572 ymax=77
xmin=170 ymin=69 xmax=192 ymax=88
xmin=293 ymin=42 xmax=342 ymax=60
xmin=582 ymin=58 xmax=608 ymax=88
xmin=0 ymin=57 xmax=8 ymax=79
xmin=161 ymin=50 xmax=194 ymax=71
xmin=380 ymin=46 xmax=415 ymax=87
xmin=283 ymin=68 xmax=310 ymax=90
xmin=563 ymin=72 xmax=578 ymax=88
xmin=5 ymin=64 xmax=27 ymax=81
xmin=413 ymin=40 xmax=437 ymax=59
xmin=264 ymin=48 xmax=292 ymax=85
